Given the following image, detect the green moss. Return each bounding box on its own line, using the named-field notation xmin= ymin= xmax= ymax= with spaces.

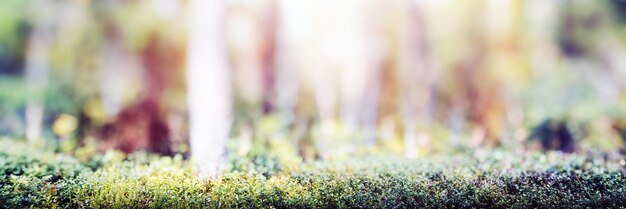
xmin=0 ymin=142 xmax=624 ymax=208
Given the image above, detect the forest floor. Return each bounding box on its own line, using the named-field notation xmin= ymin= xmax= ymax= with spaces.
xmin=0 ymin=138 xmax=625 ymax=208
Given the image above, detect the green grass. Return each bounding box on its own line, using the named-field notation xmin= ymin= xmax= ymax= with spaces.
xmin=0 ymin=139 xmax=625 ymax=208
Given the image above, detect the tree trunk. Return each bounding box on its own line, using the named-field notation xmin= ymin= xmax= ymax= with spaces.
xmin=186 ymin=0 xmax=231 ymax=177
xmin=24 ymin=35 xmax=48 ymax=142
xmin=25 ymin=0 xmax=58 ymax=142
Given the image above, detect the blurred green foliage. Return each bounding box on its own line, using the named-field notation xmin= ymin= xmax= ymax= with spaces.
xmin=0 ymin=0 xmax=625 ymax=156
xmin=0 ymin=77 xmax=27 ymax=111
xmin=0 ymin=0 xmax=26 ymax=51
xmin=0 ymin=76 xmax=82 ymax=114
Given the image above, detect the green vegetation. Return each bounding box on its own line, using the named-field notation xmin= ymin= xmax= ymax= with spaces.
xmin=1 ymin=139 xmax=624 ymax=209
xmin=2 ymin=1 xmax=626 ymax=208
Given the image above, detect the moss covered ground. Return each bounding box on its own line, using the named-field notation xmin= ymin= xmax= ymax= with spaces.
xmin=0 ymin=139 xmax=625 ymax=209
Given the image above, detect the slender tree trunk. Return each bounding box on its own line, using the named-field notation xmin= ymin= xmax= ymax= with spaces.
xmin=25 ymin=0 xmax=57 ymax=142
xmin=394 ymin=1 xmax=432 ymax=158
xmin=100 ymin=35 xmax=135 ymax=118
xmin=187 ymin=0 xmax=231 ymax=177
xmin=25 ymin=35 xmax=48 ymax=142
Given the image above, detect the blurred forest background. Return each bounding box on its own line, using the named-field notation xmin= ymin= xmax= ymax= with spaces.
xmin=1 ymin=0 xmax=626 ymax=172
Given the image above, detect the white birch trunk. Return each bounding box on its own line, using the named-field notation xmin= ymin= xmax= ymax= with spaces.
xmin=399 ymin=1 xmax=433 ymax=158
xmin=186 ymin=0 xmax=231 ymax=177
xmin=25 ymin=0 xmax=57 ymax=142
xmin=25 ymin=35 xmax=48 ymax=142
xmin=100 ymin=37 xmax=140 ymax=118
